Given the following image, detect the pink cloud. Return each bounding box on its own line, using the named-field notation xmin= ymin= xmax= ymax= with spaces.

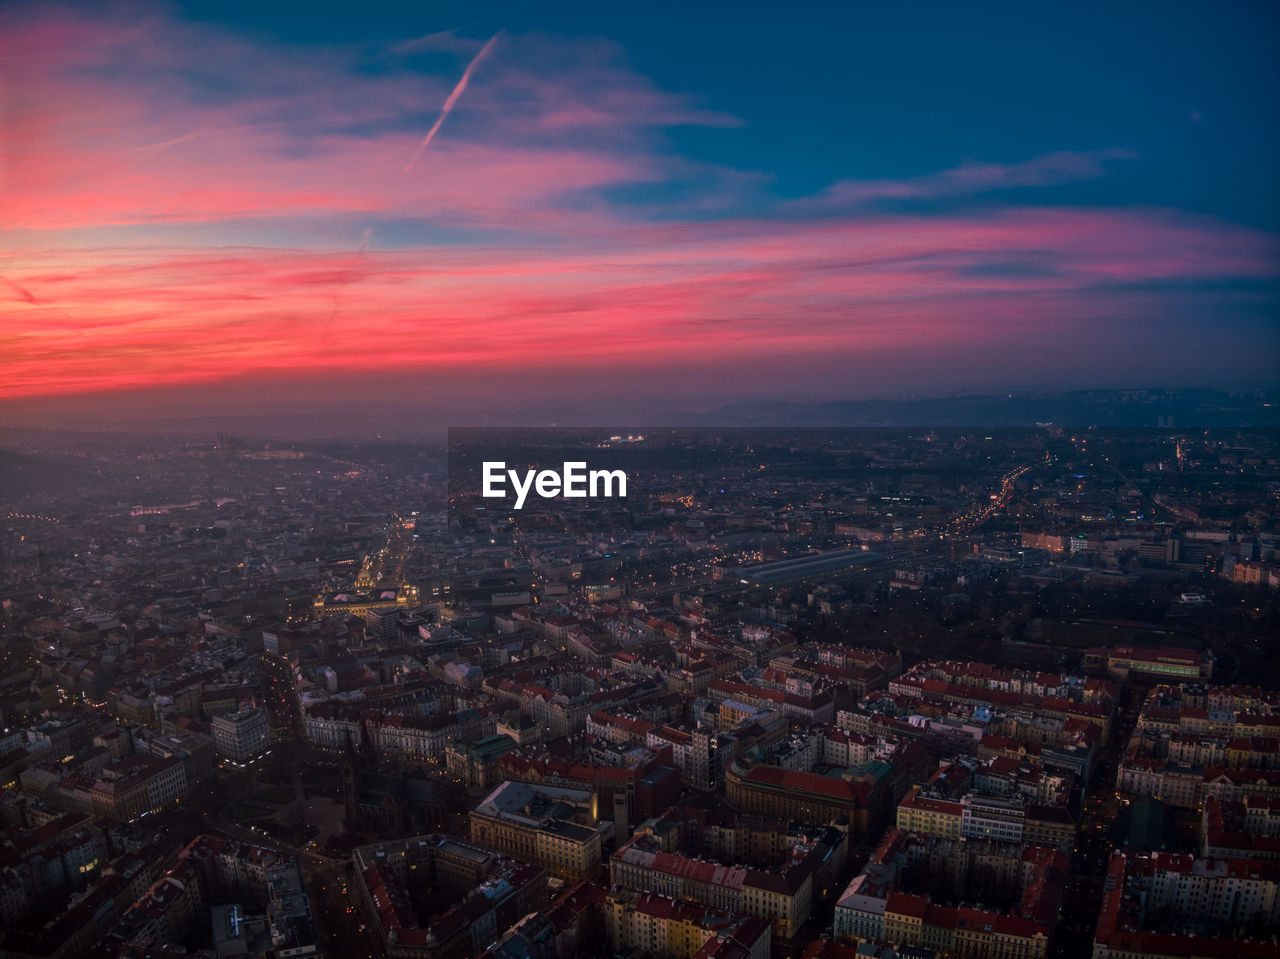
xmin=4 ymin=205 xmax=1276 ymax=399
xmin=0 ymin=10 xmax=734 ymax=233
xmin=795 ymin=150 xmax=1139 ymax=210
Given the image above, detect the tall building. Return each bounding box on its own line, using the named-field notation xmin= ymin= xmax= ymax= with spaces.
xmin=211 ymin=707 xmax=270 ymax=764
xmin=690 ymin=728 xmax=721 ymax=792
xmin=365 ymin=606 xmax=401 ymax=642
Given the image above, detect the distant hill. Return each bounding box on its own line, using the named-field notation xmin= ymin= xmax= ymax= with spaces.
xmin=691 ymin=389 xmax=1280 ymax=428
xmin=0 ymin=448 xmax=102 ymax=502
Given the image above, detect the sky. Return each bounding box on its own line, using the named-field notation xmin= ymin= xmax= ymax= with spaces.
xmin=1 ymin=0 xmax=1278 ymax=428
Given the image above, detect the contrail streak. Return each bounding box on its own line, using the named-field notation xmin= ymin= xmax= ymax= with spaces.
xmin=1 ymin=275 xmax=39 ymax=305
xmin=115 ymin=132 xmax=200 ymax=157
xmin=404 ymin=31 xmax=502 ymax=172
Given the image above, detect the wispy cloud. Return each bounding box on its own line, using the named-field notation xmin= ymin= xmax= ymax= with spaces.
xmin=795 ymin=149 xmax=1139 ymax=211
xmin=393 ymin=28 xmax=488 ymax=56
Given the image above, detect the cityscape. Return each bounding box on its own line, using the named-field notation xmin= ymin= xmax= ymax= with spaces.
xmin=1 ymin=421 xmax=1279 ymax=959
xmin=2 ymin=2 xmax=1278 ymax=959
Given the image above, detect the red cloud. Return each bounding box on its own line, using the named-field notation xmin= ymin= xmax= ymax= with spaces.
xmin=5 ymin=207 xmax=1276 ymax=400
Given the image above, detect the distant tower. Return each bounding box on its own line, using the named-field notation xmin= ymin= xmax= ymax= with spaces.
xmin=359 ymin=716 xmax=378 ymax=768
xmin=341 ymin=730 xmax=360 ymax=826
